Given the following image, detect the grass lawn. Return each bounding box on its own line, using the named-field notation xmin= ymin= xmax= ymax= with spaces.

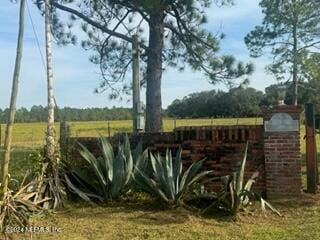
xmin=6 ymin=194 xmax=320 ymax=240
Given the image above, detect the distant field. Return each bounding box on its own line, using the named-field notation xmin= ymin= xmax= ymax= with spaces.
xmin=0 ymin=117 xmax=317 ymax=158
xmin=0 ymin=118 xmax=263 ymax=149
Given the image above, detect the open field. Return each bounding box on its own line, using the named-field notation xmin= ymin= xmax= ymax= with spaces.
xmin=0 ymin=117 xmax=317 ymax=154
xmin=0 ymin=118 xmax=263 ymax=149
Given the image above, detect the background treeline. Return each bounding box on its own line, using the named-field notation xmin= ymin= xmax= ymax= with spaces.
xmin=167 ymin=81 xmax=320 ymax=118
xmin=0 ymin=106 xmax=132 ymax=123
xmin=1 ymin=81 xmax=319 ymax=123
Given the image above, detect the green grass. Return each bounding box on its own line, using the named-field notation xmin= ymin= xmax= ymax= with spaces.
xmin=6 ymin=194 xmax=320 ymax=240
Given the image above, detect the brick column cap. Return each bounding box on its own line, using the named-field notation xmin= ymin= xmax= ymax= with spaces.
xmin=261 ymin=105 xmax=303 ymax=120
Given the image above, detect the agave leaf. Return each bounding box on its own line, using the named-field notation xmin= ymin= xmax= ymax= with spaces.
xmin=150 ymin=152 xmax=159 ymax=175
xmin=133 ymin=142 xmax=143 ymax=164
xmin=100 ymin=137 xmax=114 ymax=182
xmin=229 ymin=181 xmax=235 ymax=210
xmin=244 ymin=178 xmax=256 ymax=191
xmin=179 ymin=159 xmax=205 ymax=193
xmin=239 ymin=190 xmax=253 ymax=206
xmin=150 ymin=153 xmax=170 ymax=197
xmin=13 ymin=181 xmax=37 ymax=200
xmin=78 ymin=143 xmax=107 ymax=187
xmin=64 ymin=175 xmax=100 ymax=204
xmin=173 ymin=149 xmax=182 ymax=193
xmin=166 ymin=149 xmax=175 ymax=199
xmin=68 ymin=170 xmax=102 ymax=196
xmin=134 ymin=149 xmax=148 ymax=175
xmin=188 ymin=170 xmax=213 ymax=187
xmin=236 ymin=142 xmax=248 ymax=195
xmin=123 ymin=135 xmax=134 ymax=185
xmin=111 ymin=148 xmax=126 ymax=197
xmin=220 ymin=175 xmax=231 ymax=190
xmin=134 ymin=169 xmax=169 ymax=202
xmin=132 ymin=169 xmax=154 ymax=193
xmin=20 ymin=192 xmax=37 ymax=201
xmin=260 ymin=197 xmax=282 ymax=216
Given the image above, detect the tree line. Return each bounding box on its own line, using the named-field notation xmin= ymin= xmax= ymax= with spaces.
xmin=167 ymin=81 xmax=320 ymax=118
xmin=2 ymin=77 xmax=320 ymax=123
xmin=0 ymin=106 xmax=132 ymax=123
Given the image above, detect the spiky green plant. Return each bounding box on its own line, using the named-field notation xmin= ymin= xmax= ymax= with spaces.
xmin=203 ymin=142 xmax=281 ymax=217
xmin=62 ymin=136 xmax=146 ymax=203
xmin=134 ymin=149 xmax=212 ymax=207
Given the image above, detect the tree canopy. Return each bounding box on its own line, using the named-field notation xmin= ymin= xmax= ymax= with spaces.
xmin=35 ymin=0 xmax=253 ymax=132
xmin=167 ymin=87 xmax=264 ymax=118
xmin=245 ymin=0 xmax=320 ymax=105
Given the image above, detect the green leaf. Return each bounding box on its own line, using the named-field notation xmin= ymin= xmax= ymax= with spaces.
xmin=100 ymin=137 xmax=114 ymax=182
xmin=236 ymin=142 xmax=248 ymax=195
xmin=78 ymin=143 xmax=107 ymax=187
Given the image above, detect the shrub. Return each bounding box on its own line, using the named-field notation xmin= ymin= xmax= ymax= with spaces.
xmin=62 ymin=136 xmax=147 ymax=203
xmin=133 ymin=148 xmax=212 ymax=208
xmin=202 ymin=142 xmax=281 ymax=217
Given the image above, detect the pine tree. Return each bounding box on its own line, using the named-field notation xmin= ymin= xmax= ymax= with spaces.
xmin=35 ymin=0 xmax=253 ymax=132
xmin=245 ymin=0 xmax=320 ymax=105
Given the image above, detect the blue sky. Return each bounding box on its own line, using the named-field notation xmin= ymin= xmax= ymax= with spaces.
xmin=0 ymin=0 xmax=275 ymax=109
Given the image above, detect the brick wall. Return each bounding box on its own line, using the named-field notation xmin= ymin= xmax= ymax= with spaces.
xmin=67 ymin=125 xmax=266 ymax=195
xmin=66 ymin=107 xmax=304 ymax=199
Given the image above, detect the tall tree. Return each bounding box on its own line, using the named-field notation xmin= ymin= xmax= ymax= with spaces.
xmin=1 ymin=0 xmax=25 ymax=195
xmin=45 ymin=0 xmax=55 ymax=163
xmin=35 ymin=0 xmax=253 ymax=132
xmin=245 ymin=0 xmax=320 ymax=105
xmin=35 ymin=0 xmax=64 ymax=210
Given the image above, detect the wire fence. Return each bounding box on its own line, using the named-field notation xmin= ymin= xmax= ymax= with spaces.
xmin=0 ymin=118 xmax=264 ymax=150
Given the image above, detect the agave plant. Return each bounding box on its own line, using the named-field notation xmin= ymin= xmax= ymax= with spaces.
xmin=62 ymin=136 xmax=146 ymax=203
xmin=133 ymin=148 xmax=212 ymax=207
xmin=0 ymin=172 xmax=48 ymax=236
xmin=203 ymin=142 xmax=281 ymax=217
xmin=27 ymin=146 xmax=64 ymax=210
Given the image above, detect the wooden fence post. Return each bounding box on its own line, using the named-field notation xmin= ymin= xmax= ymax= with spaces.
xmin=60 ymin=121 xmax=71 ymax=162
xmin=108 ymin=121 xmax=111 ymax=137
xmin=305 ymin=103 xmax=318 ymax=193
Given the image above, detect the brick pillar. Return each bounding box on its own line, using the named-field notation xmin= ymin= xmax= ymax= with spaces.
xmin=262 ymin=105 xmax=302 ymax=198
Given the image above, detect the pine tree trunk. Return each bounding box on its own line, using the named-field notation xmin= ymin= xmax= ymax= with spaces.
xmin=1 ymin=0 xmax=25 ymax=195
xmin=292 ymin=14 xmax=298 ymax=106
xmin=145 ymin=13 xmax=164 ymax=132
xmin=45 ymin=0 xmax=55 ymax=161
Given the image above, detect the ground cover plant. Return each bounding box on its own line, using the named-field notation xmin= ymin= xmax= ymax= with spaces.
xmin=62 ymin=136 xmax=147 ymax=203
xmin=202 ymin=143 xmax=281 ymax=217
xmin=134 ymin=148 xmax=212 ymax=208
